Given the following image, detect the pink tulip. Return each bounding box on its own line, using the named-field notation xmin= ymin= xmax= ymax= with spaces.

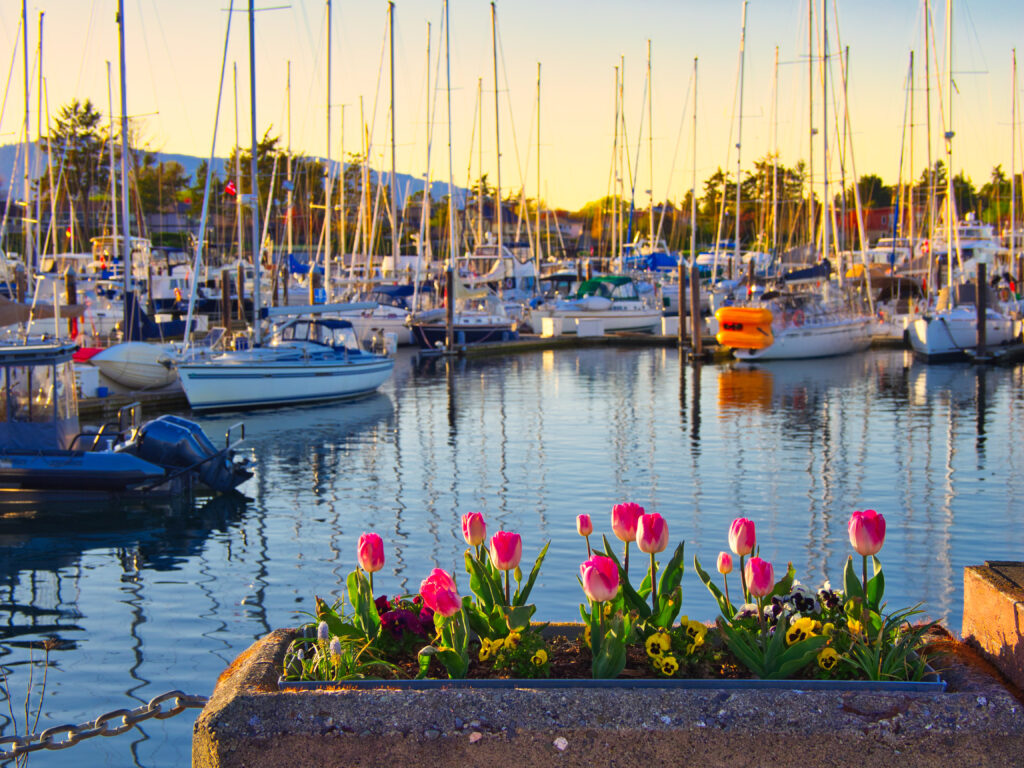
xmin=576 ymin=514 xmax=593 ymax=537
xmin=728 ymin=518 xmax=756 ymax=556
xmin=357 ymin=532 xmax=384 ymax=573
xmin=848 ymin=509 xmax=886 ymax=557
xmin=580 ymin=555 xmax=619 ymax=603
xmin=636 ymin=513 xmax=669 ymax=554
xmin=489 ymin=531 xmax=523 ymax=571
xmin=744 ymin=556 xmax=775 ymax=598
xmin=461 ymin=512 xmax=486 ymax=547
xmin=419 ymin=568 xmax=461 ymax=617
xmin=611 ymin=502 xmax=643 ymax=543
xmin=717 ymin=551 xmax=733 ymax=574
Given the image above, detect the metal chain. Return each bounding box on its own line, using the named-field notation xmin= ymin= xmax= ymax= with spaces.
xmin=0 ymin=690 xmax=208 ymax=758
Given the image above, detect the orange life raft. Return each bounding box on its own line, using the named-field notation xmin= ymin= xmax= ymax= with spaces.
xmin=714 ymin=306 xmax=774 ymax=350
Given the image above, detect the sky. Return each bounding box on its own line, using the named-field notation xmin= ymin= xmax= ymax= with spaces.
xmin=0 ymin=0 xmax=1020 ymax=211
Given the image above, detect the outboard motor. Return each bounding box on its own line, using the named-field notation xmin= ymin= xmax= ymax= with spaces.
xmin=134 ymin=415 xmax=251 ymax=493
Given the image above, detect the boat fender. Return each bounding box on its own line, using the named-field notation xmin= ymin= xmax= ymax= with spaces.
xmin=791 ymin=309 xmax=805 ymax=327
xmin=174 ymin=287 xmax=182 ymax=302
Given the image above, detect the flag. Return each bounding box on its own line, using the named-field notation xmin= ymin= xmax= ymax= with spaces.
xmin=225 ymin=180 xmax=237 ymax=196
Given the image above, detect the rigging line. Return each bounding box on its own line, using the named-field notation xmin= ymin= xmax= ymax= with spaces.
xmin=143 ymin=0 xmax=199 ymax=151
xmin=72 ymin=0 xmax=101 ymax=95
xmin=655 ymin=69 xmax=694 ymax=244
xmin=0 ymin=14 xmax=22 ymax=164
xmin=712 ymin=33 xmax=743 ymax=264
xmin=630 ymin=58 xmax=648 ymax=203
xmin=495 ymin=24 xmax=532 ymax=211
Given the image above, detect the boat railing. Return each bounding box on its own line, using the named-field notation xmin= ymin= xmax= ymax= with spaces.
xmin=224 ymin=422 xmax=245 ymax=452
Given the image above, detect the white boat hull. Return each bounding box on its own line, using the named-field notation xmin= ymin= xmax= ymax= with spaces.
xmin=336 ymin=312 xmax=413 ymax=346
xmin=177 ymin=352 xmax=394 ymax=411
xmin=734 ymin=318 xmax=874 ymax=360
xmin=908 ymin=308 xmax=1018 ymax=362
xmin=89 ymin=342 xmax=178 ymax=389
xmin=531 ymin=307 xmax=662 ymax=333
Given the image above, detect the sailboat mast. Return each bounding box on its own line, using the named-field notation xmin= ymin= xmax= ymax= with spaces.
xmin=247 ymin=0 xmax=262 ymax=344
xmin=388 ymin=1 xmax=399 ymax=273
xmin=807 ymin=0 xmax=815 ymax=250
xmin=325 ymin=0 xmax=332 ymax=302
xmin=234 ymin=64 xmax=243 ymax=266
xmin=21 ymin=0 xmax=30 ymax=273
xmin=1011 ymin=49 xmax=1017 ymax=270
xmin=925 ymin=0 xmax=935 ymax=260
xmin=35 ymin=13 xmax=42 ymax=265
xmin=477 ymin=77 xmax=483 ymax=248
xmin=286 ymin=61 xmax=293 ymax=263
xmin=107 ymin=61 xmax=119 ymax=265
xmin=772 ymin=45 xmax=779 ymax=258
xmin=536 ymin=61 xmax=542 ymax=269
xmin=734 ymin=2 xmax=747 ymax=276
xmin=611 ymin=65 xmax=619 ymax=271
xmin=444 ymin=0 xmax=455 ymax=269
xmin=945 ymin=0 xmax=954 ymax=293
xmin=821 ymin=0 xmax=830 ymax=270
xmin=491 ymin=1 xmax=502 ymax=251
xmin=908 ymin=51 xmax=915 ymax=257
xmin=117 ymin=0 xmax=134 ymax=339
xmin=648 ymin=39 xmax=654 ymax=249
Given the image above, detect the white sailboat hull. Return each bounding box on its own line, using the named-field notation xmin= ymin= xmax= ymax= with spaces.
xmin=177 ymin=351 xmax=394 ymax=411
xmin=531 ymin=307 xmax=662 ymax=333
xmin=734 ymin=318 xmax=874 ymax=360
xmin=908 ymin=308 xmax=1017 ymax=362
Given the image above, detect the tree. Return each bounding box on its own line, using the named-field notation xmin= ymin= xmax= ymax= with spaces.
xmin=38 ymin=98 xmax=109 ymax=245
xmin=136 ymin=157 xmax=190 ymax=214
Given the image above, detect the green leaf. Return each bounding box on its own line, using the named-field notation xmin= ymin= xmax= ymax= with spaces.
xmin=514 ymin=541 xmax=550 ymax=606
xmin=843 ymin=556 xmax=864 ymax=599
xmin=346 ymin=570 xmax=380 ymax=639
xmin=767 ymin=562 xmax=797 ymax=600
xmin=656 ymin=540 xmax=686 ymax=601
xmin=504 ymin=604 xmax=535 ymax=632
xmin=465 ymin=550 xmax=503 ymax=608
xmin=652 ymin=585 xmax=683 ymax=628
xmin=866 ymin=558 xmax=885 ymax=610
xmin=693 ymin=556 xmax=736 ymax=620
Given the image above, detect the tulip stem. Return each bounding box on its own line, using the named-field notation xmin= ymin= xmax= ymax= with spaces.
xmin=369 ymin=571 xmax=374 ymax=595
xmin=649 ymin=552 xmax=658 ymax=614
xmin=861 ymin=554 xmax=869 ymax=628
xmin=739 ymin=554 xmax=748 ymax=603
xmin=624 ymin=542 xmax=630 ymax=575
xmin=504 ymin=569 xmax=511 ymax=605
xmin=723 ymin=574 xmax=731 ymax=607
xmin=585 ymin=535 xmax=592 ymax=559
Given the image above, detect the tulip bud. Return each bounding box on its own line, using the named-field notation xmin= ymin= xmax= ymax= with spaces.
xmin=580 ymin=555 xmax=619 ymax=603
xmin=489 ymin=531 xmax=523 ymax=571
xmin=461 ymin=512 xmax=486 ymax=547
xmin=636 ymin=513 xmax=669 ymax=554
xmin=717 ymin=551 xmax=733 ymax=574
xmin=744 ymin=556 xmax=775 ymax=598
xmin=611 ymin=502 xmax=643 ymax=543
xmin=357 ymin=532 xmax=385 ymax=574
xmin=848 ymin=509 xmax=886 ymax=557
xmin=576 ymin=514 xmax=593 ymax=537
xmin=728 ymin=518 xmax=756 ymax=556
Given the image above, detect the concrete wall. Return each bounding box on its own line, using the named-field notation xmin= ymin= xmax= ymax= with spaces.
xmin=193 ymin=627 xmax=1024 ymax=768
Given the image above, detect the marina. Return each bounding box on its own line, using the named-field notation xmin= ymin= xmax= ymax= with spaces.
xmin=1 ymin=344 xmax=1024 ymax=765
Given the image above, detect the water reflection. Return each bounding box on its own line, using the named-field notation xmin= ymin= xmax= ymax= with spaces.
xmin=0 ymin=348 xmax=1022 ymax=767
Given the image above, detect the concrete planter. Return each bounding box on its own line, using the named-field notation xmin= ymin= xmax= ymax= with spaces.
xmin=193 ymin=627 xmax=1024 ymax=768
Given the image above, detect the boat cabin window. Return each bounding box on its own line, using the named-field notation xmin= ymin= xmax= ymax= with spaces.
xmin=280 ymin=320 xmax=358 ymax=349
xmin=0 ymin=358 xmax=77 ymax=449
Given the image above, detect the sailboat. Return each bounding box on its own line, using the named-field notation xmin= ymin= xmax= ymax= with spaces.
xmin=176 ymin=0 xmax=394 ymax=411
xmin=907 ymin=0 xmax=1018 ymax=362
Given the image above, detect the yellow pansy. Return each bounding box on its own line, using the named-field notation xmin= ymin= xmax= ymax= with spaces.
xmin=583 ymin=625 xmax=591 ymax=646
xmin=503 ymin=631 xmax=521 ymax=650
xmin=685 ymin=620 xmax=707 ymax=646
xmin=847 ymin=618 xmax=863 ymax=635
xmin=478 ymin=638 xmax=494 ymax=662
xmin=531 ymin=649 xmax=548 ymax=666
xmin=659 ymin=655 xmax=679 ymax=676
xmin=645 ymin=632 xmax=671 ymax=658
xmin=822 ymin=622 xmax=835 ymax=637
xmin=650 ymin=654 xmax=664 ymax=670
xmin=817 ymin=647 xmax=840 ymax=671
xmin=785 ymin=617 xmax=821 ymax=646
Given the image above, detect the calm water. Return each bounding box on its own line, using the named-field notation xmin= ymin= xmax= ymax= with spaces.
xmin=1 ymin=346 xmax=1023 ymax=765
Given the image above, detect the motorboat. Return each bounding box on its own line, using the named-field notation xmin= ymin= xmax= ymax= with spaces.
xmin=86 ymin=327 xmax=229 ymax=390
xmin=177 ymin=316 xmax=394 ymax=411
xmin=530 ymin=275 xmax=662 ymax=334
xmin=715 ymin=288 xmax=874 ymax=361
xmin=0 ymin=339 xmax=251 ymax=498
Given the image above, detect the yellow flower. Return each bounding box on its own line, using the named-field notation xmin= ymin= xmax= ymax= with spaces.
xmin=583 ymin=625 xmax=591 ymax=646
xmin=823 ymin=622 xmax=835 ymax=637
xmin=817 ymin=647 xmax=840 ymax=671
xmin=685 ymin=620 xmax=707 ymax=646
xmin=659 ymin=655 xmax=679 ymax=676
xmin=602 ymin=603 xmax=613 ymax=618
xmin=478 ymin=638 xmax=494 ymax=662
xmin=645 ymin=632 xmax=671 ymax=658
xmin=650 ymin=654 xmax=664 ymax=670
xmin=847 ymin=618 xmax=863 ymax=635
xmin=785 ymin=617 xmax=821 ymax=646
xmin=531 ymin=649 xmax=548 ymax=666
xmin=503 ymin=631 xmax=521 ymax=650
